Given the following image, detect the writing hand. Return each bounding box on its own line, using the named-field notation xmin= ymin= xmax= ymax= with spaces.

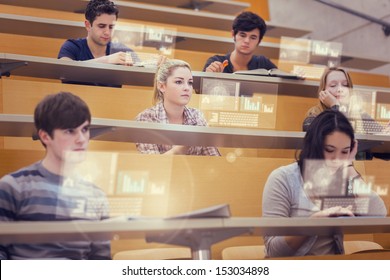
xmin=106 ymin=52 xmax=134 ymax=66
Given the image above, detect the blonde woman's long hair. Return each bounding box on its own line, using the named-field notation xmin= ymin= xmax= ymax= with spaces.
xmin=152 ymin=59 xmax=192 ymax=105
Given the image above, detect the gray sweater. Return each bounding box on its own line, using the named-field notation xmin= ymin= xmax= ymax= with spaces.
xmin=0 ymin=162 xmax=111 ymax=260
xmin=262 ymin=162 xmax=387 ymax=258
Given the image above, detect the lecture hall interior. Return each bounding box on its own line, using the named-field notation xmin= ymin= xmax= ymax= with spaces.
xmin=0 ymin=0 xmax=390 ymax=260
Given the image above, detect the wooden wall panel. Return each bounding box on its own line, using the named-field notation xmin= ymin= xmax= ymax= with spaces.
xmin=0 ymin=4 xmax=232 ymax=37
xmin=350 ymin=72 xmax=390 ymax=88
xmin=0 ymin=33 xmax=63 ymax=58
xmin=1 ymin=79 xmax=153 ymax=119
xmin=0 ymin=149 xmax=44 ymax=176
xmin=240 ymin=0 xmax=270 ymax=20
xmin=364 ymin=159 xmax=390 ymax=214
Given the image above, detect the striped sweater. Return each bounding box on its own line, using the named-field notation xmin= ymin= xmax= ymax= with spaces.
xmin=0 ymin=161 xmax=111 ymax=259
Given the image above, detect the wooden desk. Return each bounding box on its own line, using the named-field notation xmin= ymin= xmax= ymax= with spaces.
xmin=0 ymin=113 xmax=304 ymax=149
xmin=0 ymin=52 xmax=320 ymax=96
xmin=1 ymin=217 xmax=390 ymax=260
xmin=0 ymin=114 xmax=386 ymax=152
xmin=0 ymin=14 xmax=386 ymax=71
xmin=2 ymin=53 xmax=389 ymax=98
xmin=0 ymin=0 xmax=309 ymax=37
xmin=0 ymin=52 xmax=156 ymax=87
xmin=119 ymin=0 xmax=250 ymax=15
xmin=0 ymin=13 xmax=280 ymax=58
xmin=0 ymin=0 xmax=250 ymax=16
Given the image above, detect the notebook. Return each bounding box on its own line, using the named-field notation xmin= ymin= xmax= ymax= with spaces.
xmin=234 ymin=68 xmax=303 ymax=80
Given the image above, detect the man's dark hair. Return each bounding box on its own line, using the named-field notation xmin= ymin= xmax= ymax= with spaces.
xmin=34 ymin=92 xmax=91 ymax=139
xmin=232 ymin=11 xmax=267 ymax=42
xmin=85 ymin=0 xmax=119 ymax=24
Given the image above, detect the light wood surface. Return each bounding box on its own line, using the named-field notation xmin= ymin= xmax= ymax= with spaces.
xmin=1 ymin=14 xmax=385 ymax=71
xmin=1 ymin=0 xmax=390 ymax=260
xmin=0 ymin=0 xmax=308 ymax=36
xmin=2 ymin=216 xmax=390 ymax=260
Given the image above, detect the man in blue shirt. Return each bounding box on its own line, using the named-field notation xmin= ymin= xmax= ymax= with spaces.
xmin=203 ymin=11 xmax=276 ymax=73
xmin=58 ymin=0 xmax=136 ymax=65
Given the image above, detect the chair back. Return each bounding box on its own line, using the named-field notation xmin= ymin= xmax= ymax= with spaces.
xmin=344 ymin=240 xmax=383 ymax=255
xmin=222 ymin=245 xmax=265 ymax=260
xmin=113 ymin=247 xmax=192 ymax=260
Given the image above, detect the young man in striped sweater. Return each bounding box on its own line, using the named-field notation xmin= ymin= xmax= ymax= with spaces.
xmin=0 ymin=92 xmax=111 ymax=259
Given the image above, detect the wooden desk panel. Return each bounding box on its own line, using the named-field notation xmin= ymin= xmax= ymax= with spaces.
xmin=119 ymin=0 xmax=250 ymax=15
xmin=271 ymin=250 xmax=390 ymax=260
xmin=0 ymin=13 xmax=385 ymax=71
xmin=0 ymin=113 xmax=388 ymax=154
xmin=0 ymin=1 xmax=309 ymax=37
xmin=2 ymin=217 xmax=390 ymax=243
xmin=1 ymin=78 xmax=153 ymax=119
xmin=1 ymin=0 xmax=250 ymax=16
xmin=0 ymin=53 xmax=320 ymax=96
xmin=0 ymin=14 xmax=280 ymax=61
xmin=1 ymin=77 xmax=316 ymax=133
xmin=2 ymin=53 xmax=389 ymax=99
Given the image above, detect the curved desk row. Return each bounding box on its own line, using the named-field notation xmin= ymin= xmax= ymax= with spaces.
xmin=0 ymin=14 xmax=278 ymax=61
xmin=0 ymin=114 xmax=387 ymax=152
xmin=1 ymin=217 xmax=390 ymax=259
xmin=0 ymin=0 xmax=249 ymax=16
xmin=0 ymin=0 xmax=308 ymax=36
xmin=2 ymin=53 xmax=389 ymax=97
xmin=0 ymin=14 xmax=386 ymax=71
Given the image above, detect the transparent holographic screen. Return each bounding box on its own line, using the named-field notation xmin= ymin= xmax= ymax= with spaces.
xmin=61 ymin=152 xmax=175 ymax=217
xmin=300 ymin=159 xmax=389 ymax=216
xmin=279 ymin=36 xmax=343 ymax=79
xmin=111 ymin=23 xmax=177 ymax=64
xmin=199 ymin=77 xmax=278 ymax=129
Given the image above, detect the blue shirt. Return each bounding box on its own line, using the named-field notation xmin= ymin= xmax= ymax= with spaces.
xmin=57 ymin=38 xmax=138 ymax=87
xmin=58 ymin=38 xmax=137 ymax=61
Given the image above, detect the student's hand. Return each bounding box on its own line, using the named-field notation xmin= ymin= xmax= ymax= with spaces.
xmin=319 ymin=90 xmax=339 ymax=108
xmin=105 ymin=51 xmax=134 ymax=66
xmin=205 ymin=60 xmax=228 ymax=72
xmin=311 ymin=205 xmax=354 ymax=218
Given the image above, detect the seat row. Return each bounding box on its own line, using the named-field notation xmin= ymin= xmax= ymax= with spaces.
xmin=112 ymin=241 xmax=386 ymax=260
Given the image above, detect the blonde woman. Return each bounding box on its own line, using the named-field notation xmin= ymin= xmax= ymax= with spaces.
xmin=135 ymin=59 xmax=221 ymax=156
xmin=303 ymin=67 xmax=353 ymax=131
